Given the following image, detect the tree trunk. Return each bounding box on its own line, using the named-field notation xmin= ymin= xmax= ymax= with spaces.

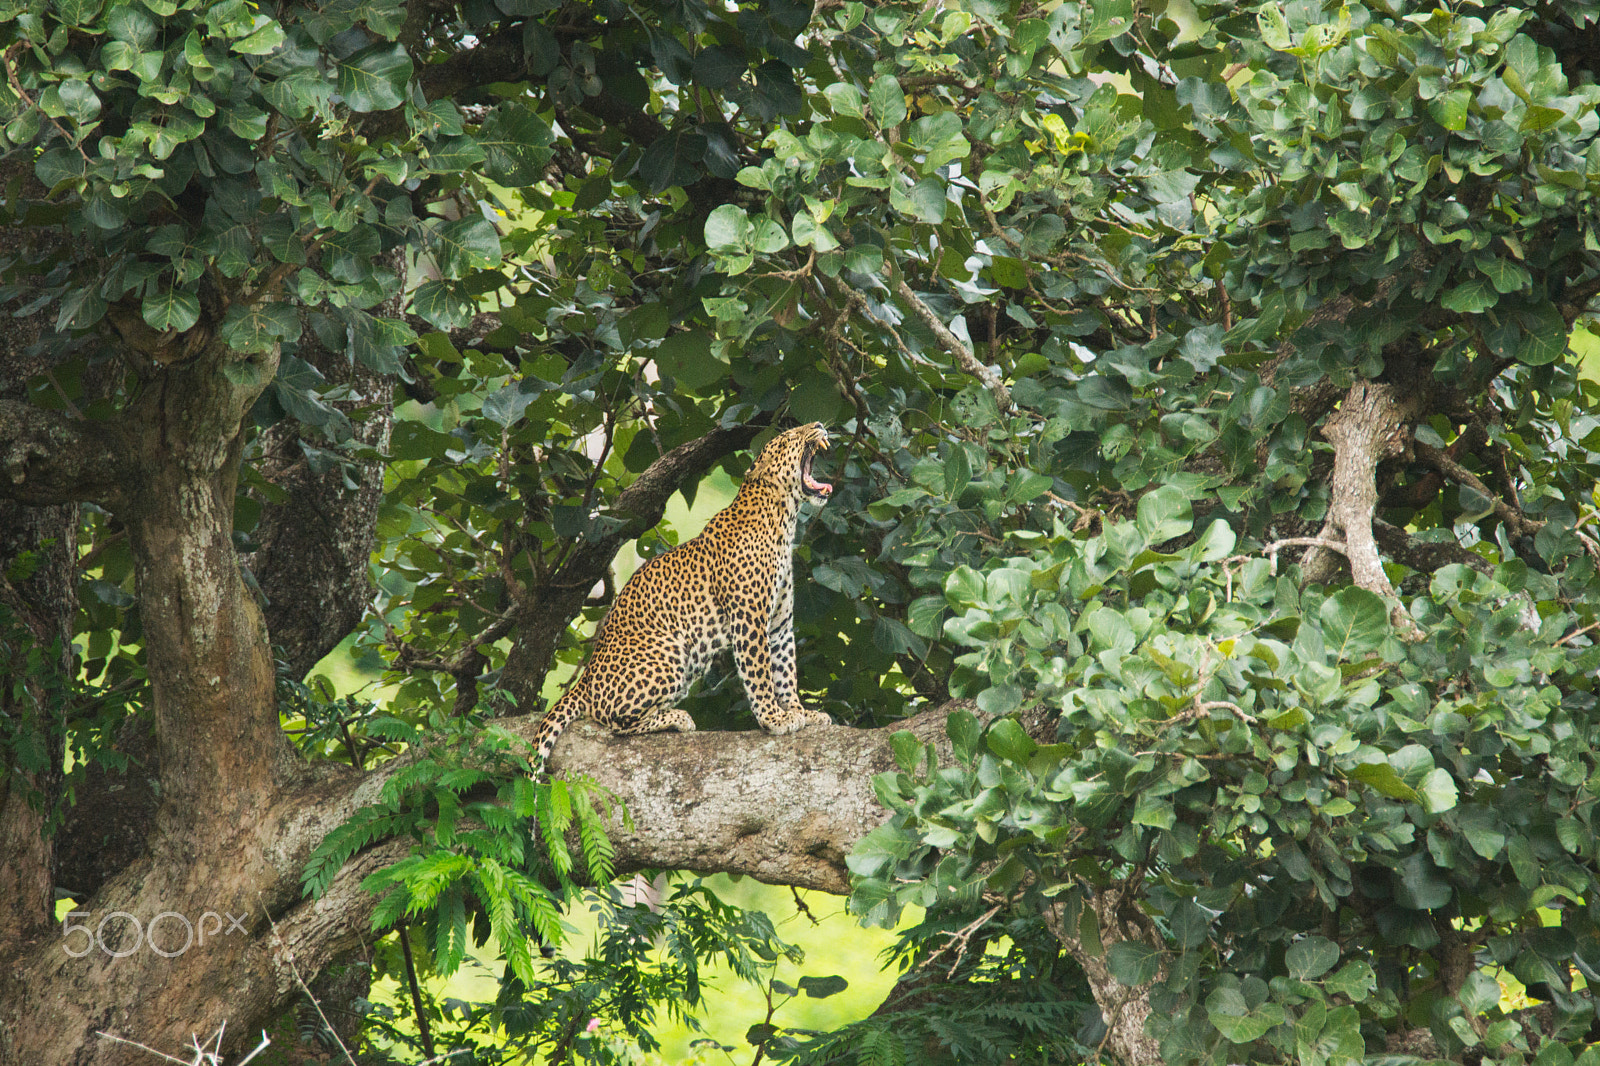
xmin=0 ymin=499 xmax=77 ymax=948
xmin=1045 ymin=891 xmax=1165 ymax=1066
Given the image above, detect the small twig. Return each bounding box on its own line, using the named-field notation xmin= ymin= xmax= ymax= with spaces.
xmin=1046 ymin=492 xmax=1099 ymax=531
xmin=264 ymin=909 xmax=359 ymax=1066
xmin=397 ymin=919 xmax=437 ymax=1060
xmin=1558 ymin=621 xmax=1600 ymax=647
xmin=3 ymin=43 xmax=93 ymax=162
xmin=757 ymin=247 xmax=816 ymax=281
xmin=748 ymin=978 xmax=796 ymax=1066
xmin=92 ymin=1031 xmax=198 ymax=1065
xmin=1256 ymin=536 xmax=1349 ymax=576
xmin=912 ymin=902 xmax=1004 ymax=979
xmin=1195 ymin=699 xmax=1255 ymax=725
xmin=790 ymin=885 xmax=820 ymax=925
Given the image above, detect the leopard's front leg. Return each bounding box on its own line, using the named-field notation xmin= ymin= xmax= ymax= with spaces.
xmin=730 ymin=598 xmax=830 ymax=736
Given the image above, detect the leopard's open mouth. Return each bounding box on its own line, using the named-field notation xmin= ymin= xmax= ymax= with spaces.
xmin=802 ymin=436 xmax=833 ymax=499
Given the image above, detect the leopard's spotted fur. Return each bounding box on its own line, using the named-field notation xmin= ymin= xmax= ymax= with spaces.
xmin=533 ymin=422 xmax=835 ymax=763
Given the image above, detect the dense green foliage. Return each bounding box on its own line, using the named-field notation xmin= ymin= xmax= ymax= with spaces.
xmin=10 ymin=0 xmax=1600 ymax=1060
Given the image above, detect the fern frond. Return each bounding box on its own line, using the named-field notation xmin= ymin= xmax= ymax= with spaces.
xmin=578 ymin=809 xmax=615 ymax=883
xmin=857 ymin=1025 xmax=905 ymax=1066
xmin=510 ymin=775 xmax=538 ymax=818
xmin=433 ymin=885 xmax=468 ymax=976
xmin=370 ymin=884 xmax=412 ymax=931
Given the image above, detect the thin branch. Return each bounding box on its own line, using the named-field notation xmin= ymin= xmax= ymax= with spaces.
xmin=1413 ymin=438 xmax=1543 ymax=538
xmin=1557 ymin=621 xmax=1600 ymax=647
xmin=913 ymin=902 xmax=1005 ymax=978
xmin=892 ymin=278 xmax=1016 ymax=415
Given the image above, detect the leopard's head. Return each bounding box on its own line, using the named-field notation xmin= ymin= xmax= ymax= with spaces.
xmin=750 ymin=422 xmax=833 ymax=503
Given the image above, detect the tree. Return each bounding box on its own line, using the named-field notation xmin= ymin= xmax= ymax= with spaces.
xmin=5 ymin=0 xmax=1600 ymax=1062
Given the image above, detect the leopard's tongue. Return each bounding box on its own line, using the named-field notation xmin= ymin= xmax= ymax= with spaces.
xmin=802 ymin=449 xmax=833 ymax=496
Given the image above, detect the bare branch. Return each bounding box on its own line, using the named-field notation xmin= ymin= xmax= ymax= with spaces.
xmin=892 ymin=279 xmax=1016 ymax=415
xmin=1412 ymin=439 xmax=1542 ymax=538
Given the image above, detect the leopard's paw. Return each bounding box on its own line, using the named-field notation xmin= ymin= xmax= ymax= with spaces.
xmin=759 ymin=705 xmax=833 ymax=735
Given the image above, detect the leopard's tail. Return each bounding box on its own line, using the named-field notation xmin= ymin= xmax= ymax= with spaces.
xmin=533 ymin=688 xmax=585 ymax=767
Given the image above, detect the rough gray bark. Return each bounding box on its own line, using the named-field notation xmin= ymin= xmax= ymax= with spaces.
xmin=1044 ymin=891 xmax=1165 ymax=1066
xmin=244 ymin=352 xmax=394 ymax=679
xmin=1310 ymin=381 xmax=1416 ymax=598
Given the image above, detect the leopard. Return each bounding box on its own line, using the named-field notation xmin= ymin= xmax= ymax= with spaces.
xmin=532 ymin=421 xmax=836 ymax=763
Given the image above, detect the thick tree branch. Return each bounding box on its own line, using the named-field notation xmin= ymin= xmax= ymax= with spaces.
xmin=0 ymin=400 xmax=128 ymax=506
xmin=542 ymin=708 xmax=951 ymax=893
xmin=1412 ymin=439 xmax=1542 ymax=539
xmin=1373 ymin=519 xmax=1494 ymax=577
xmin=1309 ymin=382 xmax=1418 ymax=609
xmin=1044 ymin=888 xmax=1165 ymax=1066
xmin=6 ymin=701 xmax=957 ymax=1063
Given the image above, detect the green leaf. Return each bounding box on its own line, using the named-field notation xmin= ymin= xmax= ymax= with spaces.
xmin=338 ymin=42 xmax=412 ymax=113
xmin=219 ymin=302 xmax=300 ymax=354
xmin=52 ymin=79 xmax=101 ymax=126
xmin=654 ymin=331 xmax=727 ymax=390
xmin=1084 ymin=0 xmax=1134 ymax=44
xmin=1428 ymin=88 xmax=1471 ymax=131
xmin=231 ymin=18 xmax=286 ymax=55
xmin=1417 ymin=768 xmax=1458 ymax=814
xmin=424 ymin=135 xmax=487 ymax=173
xmin=432 ymin=216 xmax=502 ymax=275
xmin=1208 ymin=986 xmax=1286 ymax=1043
xmin=823 ymin=82 xmax=863 ymax=118
xmin=1107 ymin=940 xmax=1161 ymax=986
xmin=637 ymin=129 xmax=702 ymax=193
xmin=846 ymin=823 xmax=917 ymax=877
xmin=1135 ymin=484 xmax=1192 ymax=543
xmin=947 ymin=708 xmax=981 ymax=762
xmin=1515 ymin=302 xmax=1567 ymax=365
xmin=869 ymin=75 xmax=906 ymax=127
xmin=985 ymin=718 xmax=1037 ymax=763
xmin=1318 ymin=587 xmax=1388 ymax=659
xmin=410 ymin=279 xmax=477 ymax=330
xmin=1394 ymin=852 xmax=1452 ymax=910
xmin=1350 ymin=761 xmax=1417 ymax=801
xmin=142 ymin=287 xmax=200 ymax=332
xmin=1458 ymin=969 xmax=1501 ymax=1015
xmin=1455 ymin=807 xmax=1506 ymax=860
xmin=891 ymin=177 xmax=947 ymax=224
xmin=1442 ymin=276 xmax=1497 ymax=313
xmin=1132 ymin=792 xmax=1174 ymax=829
xmin=889 ymin=730 xmax=921 ymax=773
xmin=1325 ymin=960 xmax=1375 ymax=1001
xmin=799 ymin=974 xmax=849 ymax=998
xmin=1285 ymin=936 xmax=1339 ymax=980
xmin=705 ymin=204 xmax=752 ymax=251
xmin=52 ymin=0 xmax=103 ymax=24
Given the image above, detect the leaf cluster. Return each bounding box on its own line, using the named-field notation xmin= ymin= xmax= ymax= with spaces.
xmin=852 ymin=489 xmax=1600 ymax=1062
